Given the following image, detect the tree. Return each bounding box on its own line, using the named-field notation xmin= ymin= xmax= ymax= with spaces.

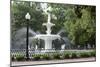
xmin=64 ymin=5 xmax=96 ymax=47
xmin=50 ymin=4 xmax=74 ymax=34
xmin=11 ymin=1 xmax=96 ymax=48
xmin=11 ymin=1 xmax=47 ymax=34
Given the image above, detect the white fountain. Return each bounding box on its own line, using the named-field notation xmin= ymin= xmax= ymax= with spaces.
xmin=34 ymin=5 xmax=61 ymax=52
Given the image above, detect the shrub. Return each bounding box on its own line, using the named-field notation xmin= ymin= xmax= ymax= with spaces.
xmin=41 ymin=54 xmax=50 ymax=60
xmin=63 ymin=53 xmax=70 ymax=59
xmin=16 ymin=55 xmax=25 ymax=61
xmin=76 ymin=52 xmax=81 ymax=58
xmin=79 ymin=52 xmax=91 ymax=58
xmin=71 ymin=52 xmax=78 ymax=58
xmin=11 ymin=56 xmax=15 ymax=61
xmin=90 ymin=51 xmax=96 ymax=57
xmin=33 ymin=55 xmax=40 ymax=61
xmin=52 ymin=53 xmax=61 ymax=59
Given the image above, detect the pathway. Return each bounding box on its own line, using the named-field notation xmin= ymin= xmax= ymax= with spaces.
xmin=11 ymin=57 xmax=95 ymax=66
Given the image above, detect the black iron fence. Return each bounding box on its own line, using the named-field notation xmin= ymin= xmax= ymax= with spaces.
xmin=11 ymin=49 xmax=95 ymax=61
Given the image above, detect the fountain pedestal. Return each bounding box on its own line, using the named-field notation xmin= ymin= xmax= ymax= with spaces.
xmin=45 ymin=39 xmax=52 ymax=49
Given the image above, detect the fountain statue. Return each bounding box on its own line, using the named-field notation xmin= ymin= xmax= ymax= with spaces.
xmin=34 ymin=4 xmax=61 ymax=51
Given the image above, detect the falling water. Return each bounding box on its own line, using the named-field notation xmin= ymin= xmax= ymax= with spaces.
xmin=11 ymin=27 xmax=37 ymax=49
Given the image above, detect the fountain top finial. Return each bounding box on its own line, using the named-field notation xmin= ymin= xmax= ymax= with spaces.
xmin=46 ymin=6 xmax=52 ymax=13
xmin=41 ymin=3 xmax=55 ymax=34
xmin=46 ymin=6 xmax=52 ymax=23
xmin=41 ymin=3 xmax=52 ymax=14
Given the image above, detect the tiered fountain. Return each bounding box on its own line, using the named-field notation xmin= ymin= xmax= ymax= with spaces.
xmin=34 ymin=6 xmax=61 ymax=52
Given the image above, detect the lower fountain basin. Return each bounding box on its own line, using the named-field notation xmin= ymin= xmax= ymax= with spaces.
xmin=34 ymin=34 xmax=61 ymax=50
xmin=34 ymin=34 xmax=61 ymax=40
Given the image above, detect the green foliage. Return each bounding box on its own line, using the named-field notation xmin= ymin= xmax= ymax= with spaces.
xmin=79 ymin=52 xmax=91 ymax=58
xmin=11 ymin=1 xmax=96 ymax=47
xmin=71 ymin=52 xmax=78 ymax=58
xmin=90 ymin=50 xmax=96 ymax=57
xmin=52 ymin=53 xmax=61 ymax=59
xmin=11 ymin=1 xmax=46 ymax=35
xmin=40 ymin=54 xmax=51 ymax=60
xmin=15 ymin=55 xmax=25 ymax=61
xmin=11 ymin=56 xmax=15 ymax=61
xmin=32 ymin=54 xmax=41 ymax=60
xmin=64 ymin=6 xmax=96 ymax=46
xmin=63 ymin=52 xmax=70 ymax=59
xmin=50 ymin=4 xmax=74 ymax=33
xmin=51 ymin=4 xmax=96 ymax=46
